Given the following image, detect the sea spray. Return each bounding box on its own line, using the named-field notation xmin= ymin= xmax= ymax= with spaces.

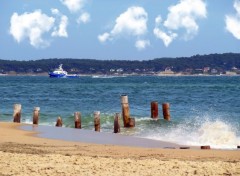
xmin=197 ymin=121 xmax=239 ymax=148
xmin=142 ymin=118 xmax=239 ymax=149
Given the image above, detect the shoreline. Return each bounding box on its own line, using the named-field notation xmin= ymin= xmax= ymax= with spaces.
xmin=1 ymin=73 xmax=240 ymax=77
xmin=0 ymin=122 xmax=240 ymax=175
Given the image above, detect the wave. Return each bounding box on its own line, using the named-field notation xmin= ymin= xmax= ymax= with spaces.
xmin=142 ymin=118 xmax=240 ymax=149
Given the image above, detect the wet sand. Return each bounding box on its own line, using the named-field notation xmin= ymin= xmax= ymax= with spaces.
xmin=0 ymin=122 xmax=239 ymax=176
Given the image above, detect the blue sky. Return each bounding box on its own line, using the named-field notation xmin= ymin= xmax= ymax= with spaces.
xmin=0 ymin=0 xmax=240 ymax=60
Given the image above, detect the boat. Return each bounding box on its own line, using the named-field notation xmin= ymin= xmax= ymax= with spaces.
xmin=49 ymin=64 xmax=79 ymax=78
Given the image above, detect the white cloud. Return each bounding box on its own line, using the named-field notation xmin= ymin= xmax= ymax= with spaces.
xmin=98 ymin=6 xmax=148 ymax=49
xmin=98 ymin=33 xmax=110 ymax=43
xmin=110 ymin=6 xmax=148 ymax=37
xmin=51 ymin=8 xmax=60 ymax=15
xmin=225 ymin=0 xmax=240 ymax=39
xmin=77 ymin=12 xmax=90 ymax=24
xmin=9 ymin=10 xmax=55 ymax=48
xmin=52 ymin=15 xmax=68 ymax=37
xmin=234 ymin=0 xmax=240 ymax=14
xmin=51 ymin=9 xmax=68 ymax=37
xmin=135 ymin=39 xmax=150 ymax=50
xmin=153 ymin=27 xmax=177 ymax=47
xmin=154 ymin=0 xmax=207 ymax=46
xmin=60 ymin=0 xmax=85 ymax=13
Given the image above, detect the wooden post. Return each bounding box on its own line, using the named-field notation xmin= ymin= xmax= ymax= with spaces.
xmin=151 ymin=101 xmax=158 ymax=119
xmin=201 ymin=145 xmax=211 ymax=149
xmin=128 ymin=118 xmax=135 ymax=127
xmin=114 ymin=113 xmax=120 ymax=133
xmin=32 ymin=107 xmax=40 ymax=125
xmin=94 ymin=111 xmax=100 ymax=132
xmin=56 ymin=116 xmax=62 ymax=127
xmin=13 ymin=104 xmax=21 ymax=123
xmin=74 ymin=112 xmax=81 ymax=129
xmin=162 ymin=103 xmax=170 ymax=121
xmin=121 ymin=95 xmax=130 ymax=127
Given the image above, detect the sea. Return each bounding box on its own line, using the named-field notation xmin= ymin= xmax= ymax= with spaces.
xmin=0 ymin=75 xmax=239 ymax=149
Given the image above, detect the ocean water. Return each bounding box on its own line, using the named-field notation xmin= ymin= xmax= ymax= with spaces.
xmin=0 ymin=75 xmax=239 ymax=149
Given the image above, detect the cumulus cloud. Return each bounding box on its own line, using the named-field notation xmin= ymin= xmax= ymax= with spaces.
xmin=51 ymin=8 xmax=68 ymax=37
xmin=98 ymin=32 xmax=110 ymax=43
xmin=135 ymin=39 xmax=150 ymax=50
xmin=98 ymin=6 xmax=149 ymax=49
xmin=225 ymin=0 xmax=240 ymax=39
xmin=60 ymin=0 xmax=86 ymax=13
xmin=153 ymin=27 xmax=177 ymax=47
xmin=154 ymin=0 xmax=207 ymax=46
xmin=9 ymin=9 xmax=69 ymax=48
xmin=77 ymin=12 xmax=90 ymax=24
xmin=9 ymin=10 xmax=55 ymax=48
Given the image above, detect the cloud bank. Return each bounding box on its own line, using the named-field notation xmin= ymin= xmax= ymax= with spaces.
xmin=154 ymin=0 xmax=207 ymax=47
xmin=98 ymin=6 xmax=149 ymax=50
xmin=225 ymin=0 xmax=240 ymax=39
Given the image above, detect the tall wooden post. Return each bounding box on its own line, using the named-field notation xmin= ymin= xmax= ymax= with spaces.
xmin=13 ymin=104 xmax=21 ymax=123
xmin=56 ymin=116 xmax=62 ymax=127
xmin=74 ymin=112 xmax=81 ymax=129
xmin=32 ymin=107 xmax=40 ymax=125
xmin=162 ymin=103 xmax=170 ymax=121
xmin=121 ymin=95 xmax=130 ymax=127
xmin=94 ymin=111 xmax=100 ymax=132
xmin=114 ymin=113 xmax=120 ymax=133
xmin=151 ymin=101 xmax=158 ymax=119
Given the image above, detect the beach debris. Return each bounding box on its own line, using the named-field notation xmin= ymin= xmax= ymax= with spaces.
xmin=94 ymin=111 xmax=100 ymax=132
xmin=114 ymin=113 xmax=120 ymax=133
xmin=32 ymin=107 xmax=40 ymax=125
xmin=162 ymin=103 xmax=170 ymax=121
xmin=13 ymin=104 xmax=21 ymax=123
xmin=56 ymin=116 xmax=62 ymax=127
xmin=164 ymin=147 xmax=176 ymax=149
xmin=179 ymin=147 xmax=190 ymax=149
xmin=201 ymin=145 xmax=211 ymax=149
xmin=121 ymin=95 xmax=135 ymax=127
xmin=151 ymin=101 xmax=159 ymax=119
xmin=74 ymin=112 xmax=81 ymax=129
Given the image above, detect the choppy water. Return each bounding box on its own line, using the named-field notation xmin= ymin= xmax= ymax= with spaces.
xmin=0 ymin=75 xmax=239 ymax=149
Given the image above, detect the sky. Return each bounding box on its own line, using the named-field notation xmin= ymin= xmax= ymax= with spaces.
xmin=0 ymin=0 xmax=240 ymax=60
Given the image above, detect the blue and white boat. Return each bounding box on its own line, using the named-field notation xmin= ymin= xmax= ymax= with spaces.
xmin=49 ymin=64 xmax=78 ymax=78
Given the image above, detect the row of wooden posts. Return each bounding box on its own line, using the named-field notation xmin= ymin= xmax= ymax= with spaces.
xmin=12 ymin=95 xmax=171 ymax=133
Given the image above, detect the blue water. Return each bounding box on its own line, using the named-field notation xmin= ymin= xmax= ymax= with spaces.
xmin=0 ymin=76 xmax=239 ymax=149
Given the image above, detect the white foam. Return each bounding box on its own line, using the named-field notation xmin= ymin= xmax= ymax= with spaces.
xmin=143 ymin=119 xmax=240 ymax=149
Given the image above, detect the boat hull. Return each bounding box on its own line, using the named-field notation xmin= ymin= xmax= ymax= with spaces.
xmin=49 ymin=72 xmax=66 ymax=78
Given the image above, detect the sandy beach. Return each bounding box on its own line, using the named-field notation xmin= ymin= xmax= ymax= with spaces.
xmin=0 ymin=122 xmax=239 ymax=176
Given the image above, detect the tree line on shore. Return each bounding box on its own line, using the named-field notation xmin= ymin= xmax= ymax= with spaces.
xmin=0 ymin=53 xmax=239 ymax=75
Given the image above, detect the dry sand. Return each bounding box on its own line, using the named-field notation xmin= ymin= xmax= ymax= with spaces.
xmin=0 ymin=122 xmax=239 ymax=176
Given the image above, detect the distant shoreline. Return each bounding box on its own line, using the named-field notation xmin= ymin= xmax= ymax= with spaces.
xmin=1 ymin=73 xmax=240 ymax=77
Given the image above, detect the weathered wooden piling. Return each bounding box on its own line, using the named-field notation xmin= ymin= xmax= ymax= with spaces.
xmin=94 ymin=111 xmax=100 ymax=132
xmin=13 ymin=104 xmax=21 ymax=123
xmin=128 ymin=118 xmax=135 ymax=127
xmin=114 ymin=113 xmax=120 ymax=133
xmin=56 ymin=116 xmax=62 ymax=127
xmin=201 ymin=145 xmax=211 ymax=149
xmin=74 ymin=112 xmax=81 ymax=129
xmin=121 ymin=95 xmax=134 ymax=127
xmin=162 ymin=103 xmax=170 ymax=121
xmin=151 ymin=101 xmax=158 ymax=119
xmin=32 ymin=107 xmax=40 ymax=125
